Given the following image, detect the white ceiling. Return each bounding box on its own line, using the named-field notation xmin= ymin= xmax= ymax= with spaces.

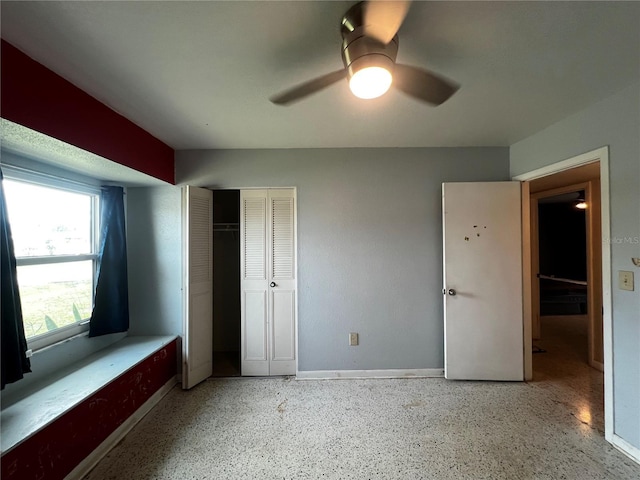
xmin=2 ymin=1 xmax=639 ymax=150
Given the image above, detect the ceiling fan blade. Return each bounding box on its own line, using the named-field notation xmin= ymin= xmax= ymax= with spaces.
xmin=270 ymin=69 xmax=347 ymax=105
xmin=363 ymin=1 xmax=411 ymax=44
xmin=393 ymin=64 xmax=459 ymax=105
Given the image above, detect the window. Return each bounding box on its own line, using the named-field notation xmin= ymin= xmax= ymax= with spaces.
xmin=3 ymin=171 xmax=100 ymax=350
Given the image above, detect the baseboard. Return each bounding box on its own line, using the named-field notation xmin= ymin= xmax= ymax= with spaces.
xmin=589 ymin=359 xmax=604 ymax=372
xmin=295 ymin=368 xmax=444 ymax=380
xmin=65 ymin=375 xmax=178 ymax=480
xmin=611 ymin=434 xmax=640 ymax=465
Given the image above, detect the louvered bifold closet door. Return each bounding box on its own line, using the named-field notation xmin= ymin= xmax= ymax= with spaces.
xmin=268 ymin=189 xmax=296 ymax=376
xmin=241 ymin=190 xmax=269 ymax=376
xmin=241 ymin=189 xmax=296 ymax=376
xmin=182 ymin=186 xmax=213 ymax=389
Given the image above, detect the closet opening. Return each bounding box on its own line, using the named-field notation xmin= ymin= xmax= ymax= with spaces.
xmin=212 ymin=189 xmax=241 ymax=377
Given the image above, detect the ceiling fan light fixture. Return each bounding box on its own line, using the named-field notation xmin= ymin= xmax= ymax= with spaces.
xmin=349 ymin=66 xmax=392 ymax=99
xmin=347 ymin=54 xmax=394 ymax=100
xmin=270 ymin=1 xmax=459 ymax=106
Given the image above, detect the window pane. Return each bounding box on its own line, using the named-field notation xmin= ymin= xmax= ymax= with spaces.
xmin=17 ymin=261 xmax=93 ymax=339
xmin=3 ymin=180 xmax=93 ymax=256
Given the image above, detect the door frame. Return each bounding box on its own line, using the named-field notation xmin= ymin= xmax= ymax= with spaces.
xmin=513 ymin=146 xmax=612 ymax=442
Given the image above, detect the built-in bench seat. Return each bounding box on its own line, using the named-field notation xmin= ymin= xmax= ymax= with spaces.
xmin=1 ymin=335 xmax=178 ymax=480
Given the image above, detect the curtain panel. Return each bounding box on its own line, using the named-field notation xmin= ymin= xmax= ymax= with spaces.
xmin=89 ymin=186 xmax=129 ymax=337
xmin=1 ymin=169 xmax=31 ymax=389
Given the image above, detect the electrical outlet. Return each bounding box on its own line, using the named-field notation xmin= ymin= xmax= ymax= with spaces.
xmin=619 ymin=271 xmax=634 ymax=291
xmin=349 ymin=332 xmax=359 ymax=346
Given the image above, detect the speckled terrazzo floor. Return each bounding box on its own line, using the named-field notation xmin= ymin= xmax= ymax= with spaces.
xmin=84 ymin=320 xmax=639 ymax=480
xmin=533 ymin=315 xmax=605 ymax=434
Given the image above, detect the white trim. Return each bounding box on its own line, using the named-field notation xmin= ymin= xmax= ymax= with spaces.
xmin=28 ymin=323 xmax=90 ymax=352
xmin=611 ymin=434 xmax=640 ymax=465
xmin=295 ymin=369 xmax=444 ymax=380
xmin=181 ymin=186 xmax=188 ymax=386
xmin=512 ymin=146 xmax=614 ymax=445
xmin=598 ymin=150 xmax=614 ymax=445
xmin=293 ymin=188 xmax=299 ymax=377
xmin=17 ymin=254 xmax=98 ymax=266
xmin=512 ymin=146 xmax=607 ymax=182
xmin=2 ymin=163 xmax=102 ymax=196
xmin=64 ymin=376 xmax=178 ymax=480
xmin=521 ymin=182 xmax=533 ymax=381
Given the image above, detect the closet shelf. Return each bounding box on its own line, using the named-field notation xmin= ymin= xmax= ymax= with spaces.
xmin=214 ymin=222 xmax=239 ymax=232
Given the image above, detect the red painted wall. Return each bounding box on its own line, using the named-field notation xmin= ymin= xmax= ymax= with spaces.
xmin=0 ymin=339 xmax=178 ymax=480
xmin=1 ymin=40 xmax=175 ymax=184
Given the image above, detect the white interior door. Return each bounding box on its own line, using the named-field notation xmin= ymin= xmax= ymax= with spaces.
xmin=182 ymin=186 xmax=213 ymax=389
xmin=241 ymin=189 xmax=296 ymax=376
xmin=241 ymin=190 xmax=270 ymax=376
xmin=268 ymin=189 xmax=296 ymax=375
xmin=443 ymin=182 xmax=524 ymax=381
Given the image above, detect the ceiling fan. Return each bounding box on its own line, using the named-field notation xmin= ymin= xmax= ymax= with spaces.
xmin=270 ymin=1 xmax=459 ymax=106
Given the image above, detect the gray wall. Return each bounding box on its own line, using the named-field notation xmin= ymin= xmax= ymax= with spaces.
xmin=127 ymin=186 xmax=183 ymax=336
xmin=176 ymin=147 xmax=509 ymax=371
xmin=510 ymin=82 xmax=640 ymax=449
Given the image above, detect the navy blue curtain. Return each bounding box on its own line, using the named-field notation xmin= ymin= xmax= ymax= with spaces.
xmin=89 ymin=186 xmax=129 ymax=337
xmin=1 ymin=169 xmax=31 ymax=389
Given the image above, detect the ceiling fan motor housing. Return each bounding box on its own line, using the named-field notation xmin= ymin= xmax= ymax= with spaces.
xmin=341 ymin=29 xmax=398 ymax=79
xmin=340 ymin=1 xmax=398 ymax=80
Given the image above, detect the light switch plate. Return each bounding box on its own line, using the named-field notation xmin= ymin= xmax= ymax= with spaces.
xmin=619 ymin=271 xmax=634 ymax=291
xmin=349 ymin=332 xmax=359 ymax=346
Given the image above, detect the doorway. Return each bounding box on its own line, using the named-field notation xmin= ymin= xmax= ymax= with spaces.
xmin=212 ymin=190 xmax=241 ymax=377
xmin=528 ymin=165 xmax=603 ymax=372
xmin=531 ymin=184 xmax=604 ymax=429
xmin=515 ymin=149 xmax=611 ymax=438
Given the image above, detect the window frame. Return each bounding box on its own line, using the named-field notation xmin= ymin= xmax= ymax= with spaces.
xmin=3 ymin=167 xmax=101 ymax=351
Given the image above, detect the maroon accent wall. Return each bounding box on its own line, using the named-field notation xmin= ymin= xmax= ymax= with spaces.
xmin=0 ymin=339 xmax=178 ymax=480
xmin=1 ymin=40 xmax=175 ymax=184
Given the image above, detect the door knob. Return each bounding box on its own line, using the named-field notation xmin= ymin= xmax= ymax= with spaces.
xmin=448 ymin=289 xmax=456 ymax=296
xmin=270 ymin=282 xmax=277 ymax=287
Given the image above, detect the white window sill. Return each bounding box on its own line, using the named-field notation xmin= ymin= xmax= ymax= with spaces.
xmin=0 ymin=335 xmax=178 ymax=455
xmin=27 ymin=322 xmax=90 ymax=354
